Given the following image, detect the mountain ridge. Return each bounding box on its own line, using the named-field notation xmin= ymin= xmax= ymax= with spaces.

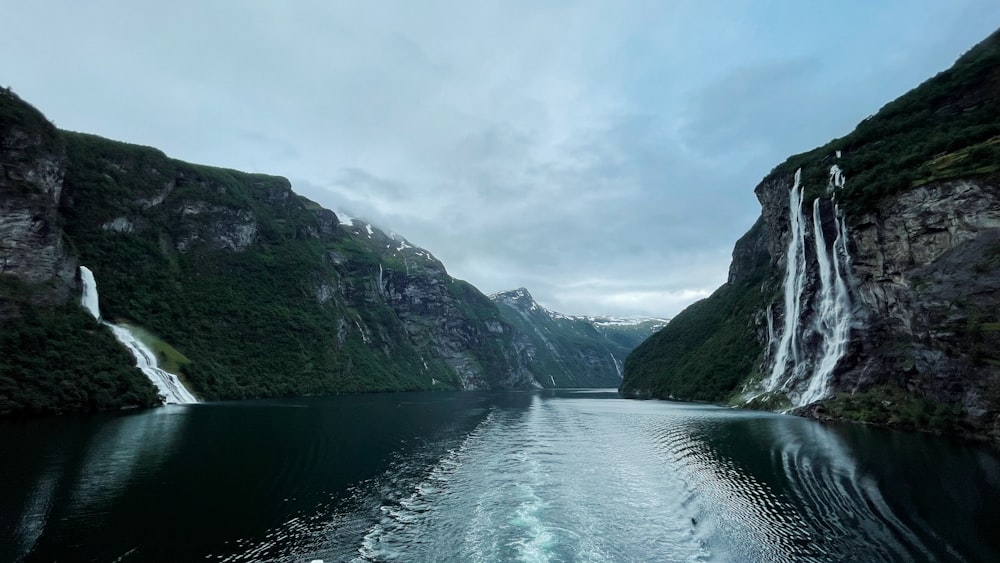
xmin=489 ymin=287 xmax=666 ymax=388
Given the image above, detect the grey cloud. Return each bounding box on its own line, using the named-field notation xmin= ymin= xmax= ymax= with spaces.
xmin=6 ymin=1 xmax=999 ymax=318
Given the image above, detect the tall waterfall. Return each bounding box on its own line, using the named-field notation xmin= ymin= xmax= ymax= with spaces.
xmin=79 ymin=267 xmax=199 ymax=404
xmin=761 ymin=164 xmax=853 ymax=407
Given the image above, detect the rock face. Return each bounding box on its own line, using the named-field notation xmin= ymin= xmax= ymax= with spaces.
xmin=747 ymin=171 xmax=1000 ymax=433
xmin=0 ymin=91 xmax=162 ymax=415
xmin=623 ymin=27 xmax=1000 ymax=437
xmin=491 ymin=288 xmax=667 ymax=388
xmin=0 ymin=89 xmax=76 ymax=306
xmin=847 ymin=180 xmax=1000 ymax=418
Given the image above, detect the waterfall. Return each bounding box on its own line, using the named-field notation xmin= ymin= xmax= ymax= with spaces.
xmin=766 ymin=170 xmax=808 ymax=389
xmin=79 ymin=267 xmax=198 ymax=404
xmin=80 ymin=267 xmax=100 ymax=320
xmin=610 ymin=352 xmax=624 ymax=378
xmin=765 ymin=304 xmax=776 ymax=356
xmin=761 ymin=164 xmax=854 ymax=407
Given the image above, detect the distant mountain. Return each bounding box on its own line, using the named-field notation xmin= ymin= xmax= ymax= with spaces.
xmin=491 ymin=288 xmax=666 ymax=387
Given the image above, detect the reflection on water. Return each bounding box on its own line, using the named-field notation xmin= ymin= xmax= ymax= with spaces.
xmin=2 ymin=406 xmax=192 ymax=562
xmin=67 ymin=405 xmax=190 ymax=516
xmin=10 ymin=465 xmax=58 ymax=560
xmin=2 ymin=391 xmax=999 ymax=562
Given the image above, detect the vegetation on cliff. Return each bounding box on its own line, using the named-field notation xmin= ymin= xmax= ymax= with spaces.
xmin=771 ymin=27 xmax=1000 ymax=212
xmin=0 ymin=278 xmax=160 ymax=415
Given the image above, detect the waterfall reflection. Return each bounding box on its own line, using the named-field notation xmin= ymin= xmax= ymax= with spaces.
xmin=67 ymin=406 xmax=191 ymax=515
xmin=8 ymin=406 xmax=191 ymax=561
xmin=670 ymin=410 xmax=999 ymax=562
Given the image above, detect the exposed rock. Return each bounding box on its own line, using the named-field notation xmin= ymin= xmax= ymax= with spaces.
xmin=174 ymin=202 xmax=258 ymax=252
xmin=845 ymin=179 xmax=1000 ymax=425
xmin=0 ymin=89 xmax=76 ymax=306
xmin=102 ymin=217 xmax=136 ymax=233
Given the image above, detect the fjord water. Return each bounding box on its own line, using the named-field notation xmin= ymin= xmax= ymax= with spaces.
xmin=2 ymin=391 xmax=999 ymax=562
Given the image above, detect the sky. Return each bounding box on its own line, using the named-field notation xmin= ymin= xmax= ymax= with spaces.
xmin=4 ymin=1 xmax=999 ymax=318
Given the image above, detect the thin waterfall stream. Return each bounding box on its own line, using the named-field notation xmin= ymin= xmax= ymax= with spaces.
xmin=79 ymin=266 xmax=198 ymax=404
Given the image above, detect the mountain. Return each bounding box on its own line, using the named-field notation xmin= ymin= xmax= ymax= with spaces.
xmin=622 ymin=28 xmax=1000 ymax=438
xmin=1 ymin=88 xmax=556 ymax=415
xmin=490 ymin=288 xmax=667 ymax=387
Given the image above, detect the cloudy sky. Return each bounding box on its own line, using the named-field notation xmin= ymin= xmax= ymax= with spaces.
xmin=4 ymin=2 xmax=998 ymax=317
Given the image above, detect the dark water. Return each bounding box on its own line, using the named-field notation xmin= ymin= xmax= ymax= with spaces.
xmin=2 ymin=390 xmax=999 ymax=562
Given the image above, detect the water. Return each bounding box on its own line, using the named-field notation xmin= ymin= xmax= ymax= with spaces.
xmin=2 ymin=390 xmax=998 ymax=562
xmin=78 ymin=266 xmax=198 ymax=404
xmin=763 ymin=163 xmax=854 ymax=407
xmin=767 ymin=169 xmax=808 ymax=391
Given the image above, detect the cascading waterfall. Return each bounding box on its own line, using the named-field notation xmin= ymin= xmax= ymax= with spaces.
xmin=766 ymin=170 xmax=808 ymax=387
xmin=610 ymin=352 xmax=624 ymax=378
xmin=765 ymin=304 xmax=775 ymax=349
xmin=79 ymin=267 xmax=199 ymax=404
xmin=761 ymin=163 xmax=854 ymax=407
xmin=378 ymin=264 xmax=387 ymax=296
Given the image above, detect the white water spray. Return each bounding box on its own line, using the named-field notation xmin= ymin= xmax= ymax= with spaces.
xmin=79 ymin=267 xmax=198 ymax=404
xmin=767 ymin=170 xmax=808 ymax=386
xmin=761 ymin=163 xmax=854 ymax=407
xmin=765 ymin=304 xmax=776 ymax=354
xmin=80 ymin=267 xmax=100 ymax=320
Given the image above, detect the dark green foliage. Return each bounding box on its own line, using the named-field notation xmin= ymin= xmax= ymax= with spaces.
xmin=0 ymin=277 xmax=160 ymax=415
xmin=622 ymin=222 xmax=770 ymax=401
xmin=0 ymin=88 xmax=63 ymax=159
xmin=816 ymin=385 xmax=968 ymax=433
xmin=769 ymin=28 xmax=1000 ymax=214
xmin=622 ymin=279 xmax=766 ymax=401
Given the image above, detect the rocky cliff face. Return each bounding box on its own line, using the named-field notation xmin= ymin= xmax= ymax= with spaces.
xmin=748 ymin=169 xmax=1000 ymax=435
xmin=0 ymin=89 xmax=76 ymax=307
xmin=0 ymin=91 xmax=161 ymax=415
xmin=844 ymin=179 xmax=1000 ymax=420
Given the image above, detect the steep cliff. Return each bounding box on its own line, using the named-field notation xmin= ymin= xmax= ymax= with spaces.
xmin=0 ymin=88 xmax=74 ymax=302
xmin=0 ymin=90 xmax=160 ymax=414
xmin=491 ymin=288 xmax=666 ymax=387
xmin=1 ymin=90 xmax=549 ymax=414
xmin=623 ymin=27 xmax=1000 ymax=437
